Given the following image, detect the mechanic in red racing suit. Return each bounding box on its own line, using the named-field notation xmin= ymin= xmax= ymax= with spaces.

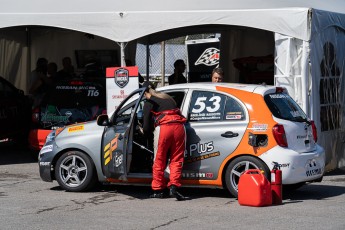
xmin=142 ymin=81 xmax=187 ymax=200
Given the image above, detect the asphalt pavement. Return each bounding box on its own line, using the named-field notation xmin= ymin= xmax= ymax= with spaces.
xmin=1 ymin=143 xmax=345 ymax=230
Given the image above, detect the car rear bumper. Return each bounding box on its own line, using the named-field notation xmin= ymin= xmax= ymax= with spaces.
xmin=259 ymin=144 xmax=325 ymax=184
xmin=28 ymin=129 xmax=52 ymax=151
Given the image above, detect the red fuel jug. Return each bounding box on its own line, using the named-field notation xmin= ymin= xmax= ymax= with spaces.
xmin=238 ymin=169 xmax=272 ymax=207
xmin=271 ymin=162 xmax=283 ymax=205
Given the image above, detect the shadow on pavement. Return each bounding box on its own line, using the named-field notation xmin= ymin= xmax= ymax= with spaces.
xmin=0 ymin=141 xmax=37 ymax=165
xmin=284 ymin=183 xmax=345 ymax=201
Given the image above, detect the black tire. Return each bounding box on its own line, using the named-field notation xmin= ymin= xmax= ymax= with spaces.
xmin=55 ymin=151 xmax=97 ymax=192
xmin=224 ymin=155 xmax=270 ymax=198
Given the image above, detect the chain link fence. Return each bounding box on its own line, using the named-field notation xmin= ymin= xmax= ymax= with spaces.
xmin=135 ymin=34 xmax=217 ymax=86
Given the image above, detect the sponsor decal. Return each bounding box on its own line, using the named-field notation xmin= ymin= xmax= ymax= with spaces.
xmin=274 ymin=163 xmax=290 ymax=168
xmin=190 ymin=112 xmax=221 ymax=121
xmin=182 ymin=172 xmax=214 ymax=179
xmin=104 ymin=134 xmax=119 ymax=166
xmin=112 ymin=90 xmax=129 ymax=99
xmin=188 ymin=141 xmax=214 ymax=156
xmin=39 ymin=162 xmax=51 ymax=166
xmin=194 ymin=47 xmax=220 ymax=66
xmin=68 ymin=125 xmax=84 ymax=133
xmin=42 ymin=114 xmax=69 ymax=123
xmin=114 ymin=151 xmax=123 ymax=167
xmin=225 ymin=112 xmax=242 ymax=120
xmin=269 ymin=94 xmax=288 ymax=99
xmin=305 ymin=159 xmax=322 ymax=176
xmin=185 ymin=151 xmax=220 ymax=164
xmin=40 ymin=145 xmax=53 ymax=154
xmin=226 ymin=115 xmax=242 ymax=120
xmin=190 ymin=95 xmax=222 ymax=121
xmin=248 ymin=123 xmax=268 ymax=132
xmin=306 ymin=168 xmax=322 ymax=177
xmin=55 ymin=85 xmax=96 ymax=90
xmin=297 ymin=134 xmax=312 ymax=139
xmin=114 ymin=68 xmax=129 ymax=88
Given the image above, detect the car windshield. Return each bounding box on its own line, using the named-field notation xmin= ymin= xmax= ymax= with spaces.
xmin=42 ymin=80 xmax=105 ymax=107
xmin=264 ymin=93 xmax=308 ymax=122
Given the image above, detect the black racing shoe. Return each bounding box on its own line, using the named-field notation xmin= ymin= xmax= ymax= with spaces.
xmin=169 ymin=185 xmax=185 ymax=201
xmin=149 ymin=189 xmax=169 ymax=199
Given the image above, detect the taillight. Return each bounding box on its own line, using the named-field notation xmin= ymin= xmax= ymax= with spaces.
xmin=311 ymin=120 xmax=318 ymax=142
xmin=32 ymin=107 xmax=40 ymax=123
xmin=272 ymin=124 xmax=288 ymax=147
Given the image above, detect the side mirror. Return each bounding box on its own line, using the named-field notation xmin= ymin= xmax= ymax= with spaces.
xmin=97 ymin=114 xmax=110 ymax=126
xmin=137 ymin=109 xmax=144 ymax=121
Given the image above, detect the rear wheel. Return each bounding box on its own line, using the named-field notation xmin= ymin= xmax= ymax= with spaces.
xmin=224 ymin=156 xmax=270 ymax=197
xmin=55 ymin=151 xmax=97 ymax=192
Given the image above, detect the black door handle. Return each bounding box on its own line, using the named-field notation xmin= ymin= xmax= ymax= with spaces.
xmin=221 ymin=131 xmax=239 ymax=138
xmin=118 ymin=134 xmax=123 ymax=140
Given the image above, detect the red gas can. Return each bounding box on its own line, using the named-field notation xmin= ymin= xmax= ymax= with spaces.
xmin=238 ymin=169 xmax=272 ymax=207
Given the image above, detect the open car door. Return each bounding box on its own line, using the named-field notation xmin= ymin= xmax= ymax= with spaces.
xmin=100 ymin=88 xmax=145 ymax=180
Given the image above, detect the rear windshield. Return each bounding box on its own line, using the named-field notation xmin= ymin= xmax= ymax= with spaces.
xmin=42 ymin=81 xmax=105 ymax=107
xmin=264 ymin=93 xmax=308 ymax=122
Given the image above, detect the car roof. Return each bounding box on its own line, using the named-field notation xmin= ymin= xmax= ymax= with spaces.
xmin=157 ymin=82 xmax=280 ymax=95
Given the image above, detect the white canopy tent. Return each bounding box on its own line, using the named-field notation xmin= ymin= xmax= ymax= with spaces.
xmin=1 ymin=0 xmax=345 ymax=170
xmin=1 ymin=0 xmax=345 ymax=42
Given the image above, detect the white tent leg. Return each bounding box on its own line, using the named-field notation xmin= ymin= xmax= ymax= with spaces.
xmin=301 ymin=40 xmax=310 ymax=115
xmin=146 ymin=39 xmax=150 ymax=81
xmin=161 ymin=41 xmax=165 ymax=86
xmin=120 ymin=42 xmax=126 ymax=67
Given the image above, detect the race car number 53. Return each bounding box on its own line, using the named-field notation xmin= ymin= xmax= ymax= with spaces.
xmin=192 ymin=96 xmax=221 ymax=113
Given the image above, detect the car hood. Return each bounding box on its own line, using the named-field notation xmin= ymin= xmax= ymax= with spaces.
xmin=55 ymin=121 xmax=105 ymax=154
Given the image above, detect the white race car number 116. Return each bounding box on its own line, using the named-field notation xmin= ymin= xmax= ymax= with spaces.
xmin=192 ymin=96 xmax=221 ymax=113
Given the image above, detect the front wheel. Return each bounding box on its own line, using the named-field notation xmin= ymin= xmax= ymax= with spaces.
xmin=224 ymin=156 xmax=270 ymax=197
xmin=55 ymin=151 xmax=97 ymax=192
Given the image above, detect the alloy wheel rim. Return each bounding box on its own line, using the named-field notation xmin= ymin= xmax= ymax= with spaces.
xmin=59 ymin=155 xmax=88 ymax=187
xmin=230 ymin=160 xmax=259 ymax=191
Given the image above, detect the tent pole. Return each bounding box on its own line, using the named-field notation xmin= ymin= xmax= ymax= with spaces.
xmin=301 ymin=40 xmax=309 ymax=115
xmin=120 ymin=42 xmax=125 ymax=67
xmin=146 ymin=37 xmax=150 ymax=81
xmin=26 ymin=27 xmax=31 ymax=94
xmin=161 ymin=41 xmax=165 ymax=86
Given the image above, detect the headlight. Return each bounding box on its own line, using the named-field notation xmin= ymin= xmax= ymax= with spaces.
xmin=45 ymin=127 xmax=65 ymax=143
xmin=45 ymin=130 xmax=56 ymax=143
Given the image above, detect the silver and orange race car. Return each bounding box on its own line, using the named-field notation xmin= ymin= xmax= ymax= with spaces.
xmin=38 ymin=83 xmax=325 ymax=197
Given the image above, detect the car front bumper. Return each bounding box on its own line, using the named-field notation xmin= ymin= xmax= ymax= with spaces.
xmin=38 ymin=142 xmax=58 ymax=182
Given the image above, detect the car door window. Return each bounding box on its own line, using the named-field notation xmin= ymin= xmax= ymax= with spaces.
xmin=165 ymin=91 xmax=185 ymax=108
xmin=114 ymin=100 xmax=137 ymax=125
xmin=0 ymin=80 xmax=15 ymax=98
xmin=188 ymin=90 xmax=245 ymax=122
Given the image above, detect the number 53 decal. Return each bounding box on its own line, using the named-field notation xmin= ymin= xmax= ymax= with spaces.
xmin=192 ymin=96 xmax=221 ymax=113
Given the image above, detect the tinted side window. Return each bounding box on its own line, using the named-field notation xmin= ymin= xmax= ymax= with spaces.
xmin=264 ymin=93 xmax=307 ymax=121
xmin=0 ymin=80 xmax=16 ymax=98
xmin=43 ymin=82 xmax=105 ymax=107
xmin=166 ymin=91 xmax=185 ymax=108
xmin=188 ymin=91 xmax=245 ymax=122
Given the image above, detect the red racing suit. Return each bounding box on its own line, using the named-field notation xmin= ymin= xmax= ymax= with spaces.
xmin=143 ymin=96 xmax=187 ymax=191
